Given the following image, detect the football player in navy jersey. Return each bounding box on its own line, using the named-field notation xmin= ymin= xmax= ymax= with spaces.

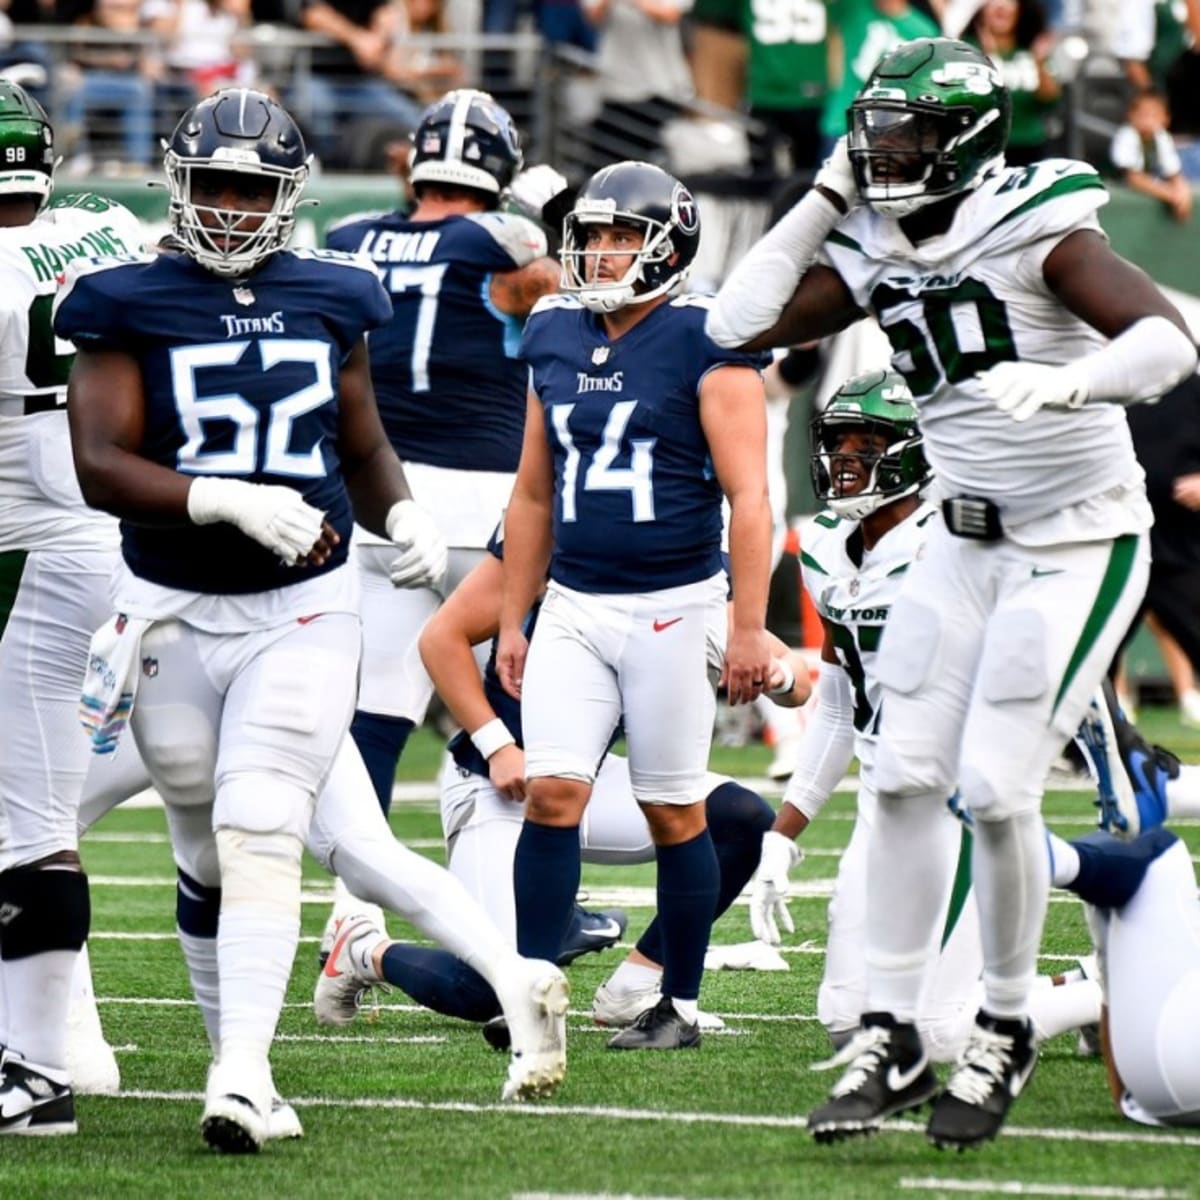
xmin=323 ymin=90 xmax=561 ymax=821
xmin=56 ymin=89 xmax=568 ymax=1152
xmin=311 ymin=530 xmax=807 ymax=1034
xmin=498 ymin=161 xmax=775 ymax=1049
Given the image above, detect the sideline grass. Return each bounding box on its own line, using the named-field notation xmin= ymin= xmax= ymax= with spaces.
xmin=10 ymin=711 xmax=1200 ymax=1199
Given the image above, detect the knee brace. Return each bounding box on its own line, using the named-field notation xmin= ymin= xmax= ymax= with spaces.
xmin=0 ymin=865 xmax=90 ymax=960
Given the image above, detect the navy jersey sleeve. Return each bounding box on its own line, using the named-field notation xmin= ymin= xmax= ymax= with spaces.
xmin=54 ymin=257 xmax=155 ymax=349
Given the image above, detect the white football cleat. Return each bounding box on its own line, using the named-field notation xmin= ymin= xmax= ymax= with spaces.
xmin=313 ymin=912 xmax=387 ymax=1027
xmin=201 ymin=1059 xmax=270 ymax=1154
xmin=592 ymin=980 xmax=724 ymax=1030
xmin=266 ymin=1094 xmax=303 ymax=1140
xmin=592 ymin=979 xmax=661 ymax=1027
xmin=495 ymin=958 xmax=568 ymax=1102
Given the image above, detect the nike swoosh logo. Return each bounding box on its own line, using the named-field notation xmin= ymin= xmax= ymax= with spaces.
xmin=1030 ymin=567 xmax=1065 ymax=578
xmin=1008 ymin=1052 xmax=1037 ymax=1097
xmin=297 ymin=613 xmax=322 ymax=625
xmin=886 ymin=1057 xmax=929 ymax=1092
xmin=579 ymin=920 xmax=621 ymax=939
xmin=653 ymin=617 xmax=683 ymax=632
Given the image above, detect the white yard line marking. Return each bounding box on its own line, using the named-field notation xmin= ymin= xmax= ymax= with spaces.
xmin=274 ymin=1033 xmax=446 ymax=1045
xmin=898 ymin=1178 xmax=1189 ymax=1199
xmin=106 ymin=1090 xmax=1200 ymax=1146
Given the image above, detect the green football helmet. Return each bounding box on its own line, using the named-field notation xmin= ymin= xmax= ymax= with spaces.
xmin=810 ymin=369 xmax=930 ymax=520
xmin=0 ymin=81 xmax=54 ymax=211
xmin=848 ymin=37 xmax=1011 ymax=217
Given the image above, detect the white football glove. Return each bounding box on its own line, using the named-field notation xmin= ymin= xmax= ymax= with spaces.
xmin=750 ymin=830 xmax=802 ymax=946
xmin=976 ymin=361 xmax=1089 ymax=422
xmin=507 ymin=164 xmax=570 ymax=224
xmin=186 ymin=476 xmax=325 ymax=565
xmin=814 ymin=136 xmax=859 ymax=212
xmin=386 ymin=499 xmax=448 ymax=590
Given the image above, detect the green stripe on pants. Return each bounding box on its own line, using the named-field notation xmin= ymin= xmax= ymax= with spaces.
xmin=1052 ymin=534 xmax=1139 ymax=717
xmin=940 ymin=822 xmax=973 ymax=950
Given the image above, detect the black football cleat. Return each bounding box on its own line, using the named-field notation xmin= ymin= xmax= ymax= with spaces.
xmin=605 ymin=996 xmax=700 ymax=1050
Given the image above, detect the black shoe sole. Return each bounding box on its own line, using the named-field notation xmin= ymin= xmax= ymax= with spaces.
xmin=202 ymin=1114 xmax=261 ymax=1155
xmin=482 ymin=1018 xmax=511 ymax=1052
xmin=810 ymin=1093 xmax=936 ymax=1144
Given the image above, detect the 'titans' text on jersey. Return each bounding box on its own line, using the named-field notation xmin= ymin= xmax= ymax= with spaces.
xmin=521 ymin=294 xmax=769 ymax=593
xmin=0 ymin=193 xmax=141 ymax=553
xmin=822 ymin=161 xmax=1142 ymax=526
xmin=53 ymin=247 xmax=392 ymax=593
xmin=327 ymin=209 xmax=546 ymax=472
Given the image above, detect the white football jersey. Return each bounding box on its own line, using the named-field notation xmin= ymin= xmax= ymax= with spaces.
xmin=801 ymin=500 xmax=936 ymax=774
xmin=0 ymin=193 xmax=143 ymax=552
xmin=822 ymin=160 xmax=1144 ymax=528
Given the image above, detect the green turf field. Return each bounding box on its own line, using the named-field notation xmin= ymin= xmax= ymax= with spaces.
xmin=7 ymin=715 xmax=1200 ymax=1199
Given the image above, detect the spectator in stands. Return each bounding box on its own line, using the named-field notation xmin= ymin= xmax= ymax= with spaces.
xmin=390 ymin=0 xmax=465 ymax=106
xmin=583 ymin=0 xmax=694 ymax=161
xmin=689 ymin=0 xmax=826 ymax=177
xmin=819 ymin=0 xmax=939 ymax=160
xmin=1113 ymin=0 xmax=1200 ymax=137
xmin=1111 ymin=89 xmax=1193 ymax=222
xmin=61 ymin=0 xmax=160 ymax=172
xmin=293 ymin=0 xmax=427 ymax=165
xmin=142 ymin=0 xmax=256 ymax=111
xmin=967 ymin=0 xmax=1061 ymax=165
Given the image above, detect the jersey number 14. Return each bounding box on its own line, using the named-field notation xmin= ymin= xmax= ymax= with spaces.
xmin=551 ymin=400 xmax=656 ymax=523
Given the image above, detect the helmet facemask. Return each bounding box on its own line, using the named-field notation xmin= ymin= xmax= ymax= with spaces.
xmin=561 ymin=204 xmax=685 ymax=315
xmin=811 ymin=416 xmax=928 ymax=520
xmin=849 ymin=101 xmax=1006 ymax=217
xmin=165 ymin=151 xmax=308 ymax=278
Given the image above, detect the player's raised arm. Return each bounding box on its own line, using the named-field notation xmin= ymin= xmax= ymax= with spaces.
xmin=497 ymin=391 xmax=555 ymax=698
xmin=700 ymin=363 xmax=772 ymax=705
xmin=705 ymin=139 xmax=865 ymax=351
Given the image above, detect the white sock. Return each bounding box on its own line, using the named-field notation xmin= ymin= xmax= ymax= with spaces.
xmin=606 ymin=960 xmax=663 ymax=994
xmin=348 ymin=927 xmax=389 ymax=982
xmin=1046 ymin=831 xmax=1080 ymax=887
xmin=178 ymin=930 xmax=221 ymax=1051
xmin=1028 ymin=978 xmax=1102 ymax=1041
xmin=215 ymin=829 xmax=302 ymax=1066
xmin=3 ymin=949 xmax=76 ymax=1078
xmin=1167 ymin=764 xmax=1200 ymax=818
xmin=671 ymin=997 xmax=698 ymax=1024
xmin=974 ymin=811 xmax=1050 ymax=1018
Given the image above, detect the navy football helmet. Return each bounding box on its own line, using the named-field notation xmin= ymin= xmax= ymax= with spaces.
xmin=561 ymin=160 xmax=700 ymax=314
xmin=164 ymin=88 xmax=310 ymax=277
xmin=0 ymin=81 xmax=54 ymax=212
xmin=410 ymin=89 xmax=522 ymax=200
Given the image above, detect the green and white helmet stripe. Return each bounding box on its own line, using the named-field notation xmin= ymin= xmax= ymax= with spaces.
xmin=848 ymin=37 xmax=1011 ymax=217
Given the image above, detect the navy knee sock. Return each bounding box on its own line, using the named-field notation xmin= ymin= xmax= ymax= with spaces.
xmin=654 ymin=829 xmax=720 ymax=1002
xmin=350 ymin=711 xmax=415 ymax=814
xmin=379 ymin=944 xmax=500 ymax=1022
xmin=176 ymin=867 xmax=220 ymax=938
xmin=637 ymin=782 xmax=771 ymax=964
xmin=513 ymin=819 xmax=580 ymax=961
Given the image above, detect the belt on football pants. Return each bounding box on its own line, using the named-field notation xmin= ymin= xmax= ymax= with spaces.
xmin=942 ymin=495 xmax=1004 ymax=541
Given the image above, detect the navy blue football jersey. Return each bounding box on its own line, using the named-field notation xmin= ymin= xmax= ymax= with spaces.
xmin=326 ymin=211 xmax=539 ymax=472
xmin=54 ymin=249 xmax=392 ymax=594
xmin=521 ymin=295 xmax=770 ymax=594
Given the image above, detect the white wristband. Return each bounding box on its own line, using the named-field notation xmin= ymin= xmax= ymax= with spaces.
xmin=470 ymin=717 xmax=516 ymax=761
xmin=769 ymin=656 xmax=796 ymax=696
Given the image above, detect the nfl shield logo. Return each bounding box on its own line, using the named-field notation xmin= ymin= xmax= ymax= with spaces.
xmin=591 ymin=346 xmax=610 ymax=365
xmin=142 ymin=656 xmax=158 ymax=678
xmin=233 ymin=286 xmax=255 ymax=306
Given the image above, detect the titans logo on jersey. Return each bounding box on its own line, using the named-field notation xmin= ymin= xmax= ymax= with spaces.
xmin=327 ymin=210 xmax=544 ymax=473
xmin=521 ymin=295 xmax=770 ymax=594
xmin=53 ymin=249 xmax=392 ymax=594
